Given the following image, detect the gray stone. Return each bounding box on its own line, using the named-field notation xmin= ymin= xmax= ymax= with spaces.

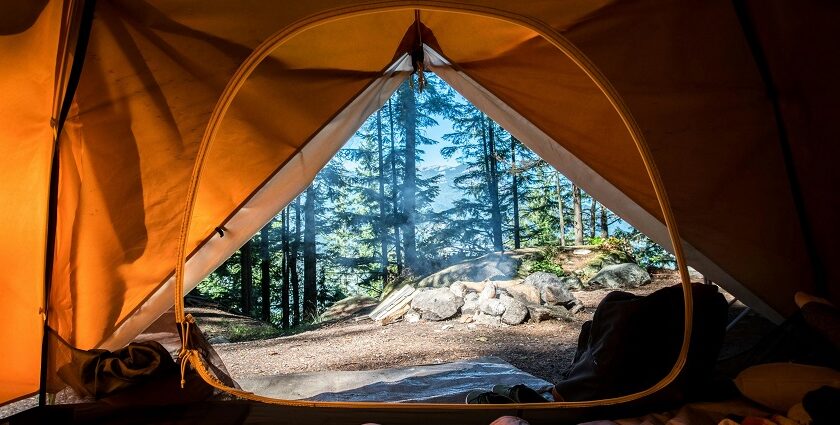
xmin=560 ymin=275 xmax=584 ymax=290
xmin=462 ymin=292 xmax=480 ymax=316
xmin=505 ymin=283 xmax=541 ymax=305
xmin=208 ymin=335 xmax=230 ymax=344
xmin=526 ymin=304 xmax=572 ymax=323
xmin=479 ymin=298 xmax=506 ymax=316
xmin=449 ymin=281 xmax=467 ymax=297
xmin=415 ymin=252 xmax=521 ymax=288
xmin=579 ymin=250 xmax=635 ymax=280
xmin=523 ymin=272 xmax=577 ymax=306
xmin=500 ymin=295 xmax=529 ymax=325
xmin=587 ymin=263 xmax=651 ymax=289
xmin=479 ymin=282 xmax=497 ymax=302
xmin=474 ymin=312 xmax=503 ymax=326
xmin=410 ymin=287 xmax=464 ymax=321
xmin=404 ymin=309 xmax=421 ymax=323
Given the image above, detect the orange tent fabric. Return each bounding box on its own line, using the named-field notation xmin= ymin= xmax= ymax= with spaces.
xmin=1 ymin=0 xmax=837 ymax=407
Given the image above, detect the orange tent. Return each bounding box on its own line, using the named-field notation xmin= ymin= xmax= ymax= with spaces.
xmin=1 ymin=0 xmax=836 ymax=417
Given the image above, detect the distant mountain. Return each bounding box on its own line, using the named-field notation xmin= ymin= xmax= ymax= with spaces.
xmin=420 ymin=163 xmax=469 ymax=211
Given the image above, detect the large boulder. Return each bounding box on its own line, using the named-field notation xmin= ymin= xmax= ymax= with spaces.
xmin=579 ymin=250 xmax=635 ymax=279
xmin=587 ymin=263 xmax=651 ymax=289
xmin=505 ymin=283 xmax=542 ymax=305
xmin=410 ymin=288 xmax=464 ymax=321
xmin=527 ymin=304 xmax=572 ymax=323
xmin=523 ymin=272 xmax=577 ymax=306
xmin=560 ymin=275 xmax=584 ymax=290
xmin=479 ymin=298 xmax=506 ymax=316
xmin=499 ymin=294 xmax=529 ymax=325
xmin=462 ymin=292 xmax=480 ymax=316
xmin=416 ymin=252 xmax=520 ymax=288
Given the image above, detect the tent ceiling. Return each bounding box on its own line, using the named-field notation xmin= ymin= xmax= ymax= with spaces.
xmin=1 ymin=0 xmax=836 ymax=407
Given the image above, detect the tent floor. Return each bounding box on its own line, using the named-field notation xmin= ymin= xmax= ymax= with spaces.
xmin=4 ymin=399 xmax=678 ymax=425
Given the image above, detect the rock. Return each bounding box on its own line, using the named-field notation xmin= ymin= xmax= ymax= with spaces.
xmin=474 ymin=312 xmax=503 ymax=326
xmin=461 ymin=281 xmax=486 ymax=293
xmin=505 ymin=283 xmax=541 ymax=305
xmin=688 ymin=266 xmax=704 ymax=282
xmin=587 ymin=263 xmax=651 ymax=289
xmin=404 ymin=309 xmax=421 ymax=323
xmin=449 ymin=281 xmax=466 ymax=297
xmin=526 ymin=304 xmax=572 ymax=323
xmin=410 ymin=288 xmax=464 ymax=321
xmin=499 ymin=294 xmax=529 ymax=325
xmin=560 ymin=275 xmax=584 ymax=290
xmin=462 ymin=292 xmax=480 ymax=316
xmin=322 ymin=295 xmax=380 ymax=321
xmin=479 ymin=282 xmax=497 ymax=302
xmin=523 ymin=272 xmax=577 ymax=306
xmin=579 ymin=250 xmax=635 ymax=279
xmin=415 ymin=252 xmax=521 ymax=288
xmin=479 ymin=298 xmax=506 ymax=316
xmin=572 ymin=248 xmax=592 ymax=255
xmin=208 ymin=335 xmax=230 ymax=344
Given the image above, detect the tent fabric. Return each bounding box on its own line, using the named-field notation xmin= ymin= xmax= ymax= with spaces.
xmin=0 ymin=0 xmax=837 ymax=407
xmin=0 ymin=0 xmax=66 ymax=404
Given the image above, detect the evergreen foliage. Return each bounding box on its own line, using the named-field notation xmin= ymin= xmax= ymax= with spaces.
xmin=196 ymin=74 xmax=670 ymax=327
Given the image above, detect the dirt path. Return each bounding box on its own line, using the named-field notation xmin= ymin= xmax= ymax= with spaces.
xmin=216 ymin=271 xmax=685 ymax=385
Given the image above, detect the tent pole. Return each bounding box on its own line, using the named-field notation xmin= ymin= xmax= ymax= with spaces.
xmin=38 ymin=0 xmax=97 ymax=407
xmin=731 ymin=0 xmax=826 ymax=297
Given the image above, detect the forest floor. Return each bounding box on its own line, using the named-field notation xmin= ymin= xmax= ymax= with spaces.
xmin=214 ymin=269 xmax=689 ymax=385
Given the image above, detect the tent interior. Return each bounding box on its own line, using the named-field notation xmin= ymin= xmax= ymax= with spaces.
xmin=1 ymin=1 xmax=838 ymax=424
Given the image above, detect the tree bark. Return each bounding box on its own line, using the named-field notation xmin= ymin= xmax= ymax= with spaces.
xmin=573 ymin=185 xmax=584 ymax=245
xmin=510 ymin=137 xmax=521 ymax=249
xmin=600 ymin=202 xmax=609 ymax=238
xmin=240 ymin=240 xmax=253 ymax=316
xmin=486 ymin=117 xmax=504 ymax=251
xmin=388 ymin=99 xmax=402 ymax=275
xmin=555 ymin=173 xmax=566 ymax=247
xmin=290 ymin=198 xmax=301 ymax=326
xmin=399 ymin=82 xmax=417 ymax=272
xmin=302 ymin=185 xmax=318 ymax=321
xmin=280 ymin=208 xmax=290 ymax=329
xmin=376 ymin=109 xmax=388 ymax=285
xmin=590 ymin=197 xmax=597 ymax=239
xmin=259 ymin=224 xmax=271 ymax=322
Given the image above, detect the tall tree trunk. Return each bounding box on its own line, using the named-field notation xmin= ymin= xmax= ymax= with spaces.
xmin=388 ymin=99 xmax=402 ymax=274
xmin=510 ymin=137 xmax=521 ymax=249
xmin=555 ymin=173 xmax=566 ymax=247
xmin=290 ymin=198 xmax=301 ymax=326
xmin=302 ymin=185 xmax=318 ymax=320
xmin=589 ymin=197 xmax=597 ymax=239
xmin=486 ymin=117 xmax=504 ymax=251
xmin=376 ymin=109 xmax=388 ymax=285
xmin=399 ymin=82 xmax=417 ymax=272
xmin=259 ymin=224 xmax=271 ymax=322
xmin=573 ymin=185 xmax=584 ymax=245
xmin=240 ymin=240 xmax=253 ymax=316
xmin=600 ymin=202 xmax=609 ymax=238
xmin=280 ymin=208 xmax=290 ymax=329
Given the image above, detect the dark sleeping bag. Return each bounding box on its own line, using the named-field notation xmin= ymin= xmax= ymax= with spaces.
xmin=553 ymin=283 xmax=728 ymax=403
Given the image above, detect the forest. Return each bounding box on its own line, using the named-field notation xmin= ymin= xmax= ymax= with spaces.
xmin=196 ymin=74 xmax=673 ymax=329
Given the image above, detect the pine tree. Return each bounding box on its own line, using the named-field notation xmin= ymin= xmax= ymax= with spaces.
xmin=302 ymin=185 xmax=317 ymax=321
xmin=291 ymin=198 xmax=301 ymax=326
xmin=573 ymin=185 xmax=584 ymax=245
xmin=280 ymin=208 xmax=290 ymax=329
xmin=239 ymin=240 xmax=253 ymax=316
xmin=259 ymin=223 xmax=271 ymax=322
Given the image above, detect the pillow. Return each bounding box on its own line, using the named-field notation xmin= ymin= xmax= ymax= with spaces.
xmin=734 ymin=363 xmax=840 ymax=412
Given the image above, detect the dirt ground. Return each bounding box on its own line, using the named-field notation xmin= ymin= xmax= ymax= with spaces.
xmin=216 ymin=270 xmax=693 ymax=385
